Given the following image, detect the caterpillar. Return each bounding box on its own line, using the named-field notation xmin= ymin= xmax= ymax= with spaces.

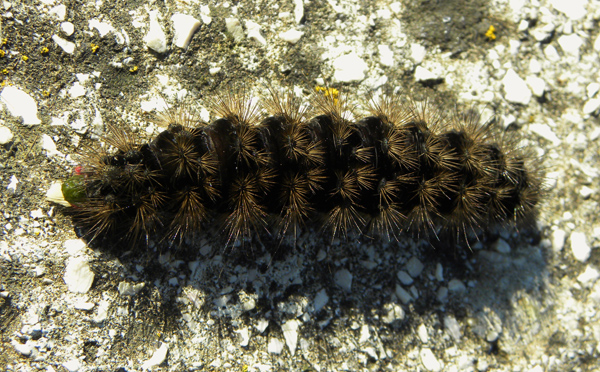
xmin=56 ymin=87 xmax=543 ymax=252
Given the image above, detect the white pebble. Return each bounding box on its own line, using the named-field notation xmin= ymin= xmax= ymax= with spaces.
xmin=64 ymin=257 xmax=94 ymax=293
xmin=312 ymin=288 xmax=329 ymax=312
xmin=577 ymin=266 xmax=600 ymax=286
xmin=378 ymin=45 xmax=394 ymax=67
xmin=359 ymin=324 xmax=370 ymax=343
xmin=41 ymin=134 xmax=60 ymax=157
xmin=492 ymin=238 xmax=511 ymax=254
xmin=293 ymin=0 xmax=304 ymax=23
xmin=587 ymin=83 xmax=600 ymax=99
xmin=64 ymin=239 xmax=87 ymax=255
xmin=420 ymin=348 xmax=442 ymax=372
xmin=543 ymin=45 xmax=560 ymax=62
xmin=417 ymin=323 xmax=429 ymax=343
xmin=52 ymin=34 xmax=75 ymax=54
xmin=551 ymin=229 xmax=566 ymax=253
xmin=171 ymin=13 xmax=201 ymax=49
xmin=334 ymin=269 xmax=352 ymax=292
xmin=279 ymin=29 xmax=303 ymax=44
xmin=502 ymin=69 xmax=532 ymax=105
xmin=571 ymin=231 xmax=591 ymax=262
xmin=49 ymin=4 xmax=66 ymax=21
xmin=436 ymin=286 xmax=448 ymax=302
xmin=118 ymin=281 xmax=145 ymax=296
xmin=7 ymin=175 xmax=19 ymax=193
xmin=557 ymin=34 xmax=583 ymax=59
xmin=528 ymin=123 xmax=561 ymax=145
xmin=550 ymin=0 xmax=587 ymax=20
xmin=595 ymin=34 xmax=600 ymax=53
xmin=267 ymin=337 xmax=284 ymax=354
xmin=235 ymin=327 xmax=250 ymax=347
xmin=381 ymin=302 xmax=405 ymax=324
xmin=405 ymin=256 xmax=424 ymax=278
xmin=0 ymin=125 xmax=13 ymax=144
xmin=410 ymin=43 xmax=426 ymax=64
xmin=282 ymin=319 xmax=299 ymax=356
xmin=74 ymin=300 xmax=95 ymax=311
xmin=1 ymin=86 xmax=41 ymax=125
xmin=144 ymin=10 xmax=168 ymax=53
xmin=333 ymin=52 xmax=368 ymax=83
xmin=255 ymin=319 xmax=269 ymax=334
xmin=141 ymin=342 xmax=168 ymax=369
xmin=225 ymin=18 xmax=244 ymax=42
xmin=60 ymin=22 xmax=74 ymax=36
xmin=448 ymin=279 xmax=466 ymax=293
xmin=88 ymin=19 xmax=114 ymax=37
xmin=526 ymin=76 xmax=546 ymax=97
xmin=580 ymin=186 xmax=594 ymax=198
xmin=397 ymin=270 xmax=413 ymax=285
xmin=13 ymin=341 xmax=32 ymax=356
xmin=245 ymin=20 xmax=266 ymax=46
xmin=444 ymin=315 xmax=462 ymax=341
xmin=395 ymin=284 xmax=413 ymax=304
xmin=583 ymin=98 xmax=600 ymax=115
xmin=414 ymin=66 xmax=440 ymax=82
xmin=62 ymin=359 xmax=81 ymax=372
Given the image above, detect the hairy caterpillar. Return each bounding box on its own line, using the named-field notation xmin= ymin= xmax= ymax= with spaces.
xmin=57 ymin=87 xmax=543 ymax=252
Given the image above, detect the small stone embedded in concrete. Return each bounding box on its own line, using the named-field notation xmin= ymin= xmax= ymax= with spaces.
xmin=268 ymin=337 xmax=284 ymax=354
xmin=410 ymin=43 xmax=426 ymax=64
xmin=144 ymin=10 xmax=168 ymax=53
xmin=397 ymin=270 xmax=413 ymax=285
xmin=405 ymin=256 xmax=424 ymax=278
xmin=255 ymin=319 xmax=269 ymax=334
xmin=293 ymin=0 xmax=304 ymax=23
xmin=526 ymin=76 xmax=546 ymax=97
xmin=282 ymin=319 xmax=299 ymax=356
xmin=395 ymin=284 xmax=413 ymax=304
xmin=13 ymin=341 xmax=32 ymax=356
xmin=420 ymin=348 xmax=442 ymax=372
xmin=448 ymin=279 xmax=466 ymax=293
xmin=41 ymin=134 xmax=60 ymax=157
xmin=279 ymin=29 xmax=303 ymax=44
xmin=89 ymin=19 xmax=114 ymax=37
xmin=225 ymin=18 xmax=244 ymax=42
xmin=552 ymin=229 xmax=566 ymax=253
xmin=417 ymin=323 xmax=429 ymax=343
xmin=64 ymin=257 xmax=94 ymax=293
xmin=118 ymin=281 xmax=145 ymax=296
xmin=64 ymin=239 xmax=87 ymax=255
xmin=0 ymin=125 xmax=13 ymax=144
xmin=492 ymin=238 xmax=511 ymax=254
xmin=359 ymin=324 xmax=370 ymax=343
xmin=235 ymin=327 xmax=250 ymax=347
xmin=577 ymin=266 xmax=600 ymax=286
xmin=378 ymin=45 xmax=394 ymax=67
xmin=444 ymin=315 xmax=462 ymax=341
xmin=171 ymin=13 xmax=201 ymax=49
xmin=381 ymin=302 xmax=405 ymax=324
xmin=7 ymin=175 xmax=18 ymax=193
xmin=571 ymin=231 xmax=591 ymax=262
xmin=529 ymin=123 xmax=561 ymax=146
xmin=558 ymin=34 xmax=584 ymax=59
xmin=141 ymin=342 xmax=168 ymax=369
xmin=550 ymin=0 xmax=587 ymax=20
xmin=61 ymin=21 xmax=74 ymax=36
xmin=312 ymin=288 xmax=329 ymax=312
xmin=502 ymin=69 xmax=532 ymax=105
xmin=245 ymin=20 xmax=266 ymax=46
xmin=62 ymin=359 xmax=81 ymax=372
xmin=334 ymin=269 xmax=352 ymax=292
xmin=333 ymin=53 xmax=368 ymax=83
xmin=1 ymin=86 xmax=42 ymax=125
xmin=583 ymin=98 xmax=600 ymax=115
xmin=414 ymin=66 xmax=439 ymax=82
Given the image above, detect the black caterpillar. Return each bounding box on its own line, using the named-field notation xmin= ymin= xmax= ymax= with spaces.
xmin=59 ymin=87 xmax=543 ymax=250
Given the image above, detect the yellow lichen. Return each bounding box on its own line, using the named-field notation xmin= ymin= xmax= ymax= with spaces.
xmin=2 ymin=69 xmax=8 ymax=75
xmin=1 ymin=38 xmax=7 ymax=45
xmin=42 ymin=90 xmax=50 ymax=97
xmin=41 ymin=47 xmax=49 ymax=55
xmin=485 ymin=25 xmax=496 ymax=41
xmin=129 ymin=66 xmax=138 ymax=73
xmin=22 ymin=55 xmax=28 ymax=62
xmin=91 ymin=43 xmax=99 ymax=53
xmin=0 ymin=50 xmax=4 ymax=58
